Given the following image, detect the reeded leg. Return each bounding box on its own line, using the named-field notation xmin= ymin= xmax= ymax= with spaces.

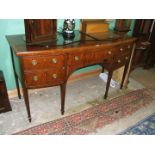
xmin=104 ymin=70 xmax=113 ymax=99
xmin=23 ymin=87 xmax=31 ymax=122
xmin=120 ymin=64 xmax=129 ymax=89
xmin=60 ymin=82 xmax=67 ymax=115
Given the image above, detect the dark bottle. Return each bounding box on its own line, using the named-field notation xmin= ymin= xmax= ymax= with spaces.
xmin=62 ymin=19 xmax=75 ymax=39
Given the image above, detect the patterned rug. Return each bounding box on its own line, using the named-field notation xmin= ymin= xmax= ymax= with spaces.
xmin=120 ymin=112 xmax=155 ymax=135
xmin=14 ymin=88 xmax=153 ymax=135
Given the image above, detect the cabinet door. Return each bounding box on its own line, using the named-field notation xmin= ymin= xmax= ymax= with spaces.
xmin=25 ymin=19 xmax=57 ymax=44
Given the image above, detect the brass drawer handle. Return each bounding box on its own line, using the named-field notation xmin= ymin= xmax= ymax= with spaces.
xmin=52 ymin=58 xmax=57 ymax=63
xmin=52 ymin=74 xmax=57 ymax=79
xmin=125 ymin=56 xmax=129 ymax=60
xmin=128 ymin=45 xmax=131 ymax=49
xmin=74 ymin=56 xmax=79 ymax=61
xmin=120 ymin=48 xmax=123 ymax=51
xmin=32 ymin=60 xmax=37 ymax=66
xmin=108 ymin=51 xmax=112 ymax=55
xmin=117 ymin=59 xmax=121 ymax=63
xmin=33 ymin=75 xmax=38 ymax=81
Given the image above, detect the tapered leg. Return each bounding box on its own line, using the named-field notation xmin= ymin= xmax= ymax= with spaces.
xmin=60 ymin=82 xmax=67 ymax=115
xmin=10 ymin=47 xmax=21 ymax=99
xmin=23 ymin=87 xmax=31 ymax=122
xmin=15 ymin=73 xmax=21 ymax=99
xmin=104 ymin=70 xmax=113 ymax=99
xmin=120 ymin=64 xmax=129 ymax=89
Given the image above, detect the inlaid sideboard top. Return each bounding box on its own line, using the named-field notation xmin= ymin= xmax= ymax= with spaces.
xmin=6 ymin=30 xmax=136 ymax=56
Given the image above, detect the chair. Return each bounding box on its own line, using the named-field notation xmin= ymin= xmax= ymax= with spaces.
xmin=132 ymin=19 xmax=154 ymax=69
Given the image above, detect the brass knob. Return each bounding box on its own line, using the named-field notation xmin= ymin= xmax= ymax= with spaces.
xmin=52 ymin=58 xmax=57 ymax=63
xmin=33 ymin=75 xmax=38 ymax=81
xmin=120 ymin=48 xmax=123 ymax=51
xmin=117 ymin=59 xmax=121 ymax=63
xmin=46 ymin=45 xmax=49 ymax=48
xmin=125 ymin=56 xmax=129 ymax=60
xmin=128 ymin=45 xmax=131 ymax=49
xmin=108 ymin=51 xmax=112 ymax=55
xmin=52 ymin=74 xmax=57 ymax=79
xmin=32 ymin=60 xmax=37 ymax=66
xmin=74 ymin=56 xmax=79 ymax=61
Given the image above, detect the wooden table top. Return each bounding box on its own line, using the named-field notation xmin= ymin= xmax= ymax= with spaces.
xmin=6 ymin=30 xmax=136 ymax=56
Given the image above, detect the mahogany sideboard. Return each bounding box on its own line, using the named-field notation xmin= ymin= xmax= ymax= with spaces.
xmin=6 ymin=31 xmax=136 ymax=122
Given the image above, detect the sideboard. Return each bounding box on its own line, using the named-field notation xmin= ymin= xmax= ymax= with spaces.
xmin=6 ymin=31 xmax=136 ymax=122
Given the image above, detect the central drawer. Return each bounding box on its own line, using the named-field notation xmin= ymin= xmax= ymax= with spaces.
xmin=46 ymin=69 xmax=65 ymax=85
xmin=22 ymin=54 xmax=65 ymax=71
xmin=67 ymin=52 xmax=85 ymax=67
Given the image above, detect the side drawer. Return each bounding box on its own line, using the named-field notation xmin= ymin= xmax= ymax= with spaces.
xmin=113 ymin=53 xmax=131 ymax=68
xmin=44 ymin=55 xmax=65 ymax=69
xmin=95 ymin=48 xmax=115 ymax=63
xmin=116 ymin=43 xmax=133 ymax=55
xmin=24 ymin=69 xmax=65 ymax=88
xmin=46 ymin=69 xmax=65 ymax=85
xmin=22 ymin=55 xmax=65 ymax=70
xmin=24 ymin=71 xmax=47 ymax=88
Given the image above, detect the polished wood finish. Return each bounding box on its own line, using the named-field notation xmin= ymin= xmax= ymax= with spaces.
xmin=0 ymin=71 xmax=12 ymax=113
xmin=24 ymin=19 xmax=57 ymax=44
xmin=7 ymin=31 xmax=136 ymax=122
xmin=81 ymin=20 xmax=109 ymax=33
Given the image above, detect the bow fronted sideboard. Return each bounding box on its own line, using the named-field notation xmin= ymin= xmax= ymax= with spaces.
xmin=7 ymin=31 xmax=136 ymax=122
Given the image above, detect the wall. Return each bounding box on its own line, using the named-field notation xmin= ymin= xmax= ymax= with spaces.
xmin=0 ymin=19 xmax=25 ymax=90
xmin=0 ymin=19 xmax=135 ymax=90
